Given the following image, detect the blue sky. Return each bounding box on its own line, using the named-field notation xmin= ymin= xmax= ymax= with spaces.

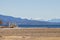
xmin=0 ymin=0 xmax=60 ymax=20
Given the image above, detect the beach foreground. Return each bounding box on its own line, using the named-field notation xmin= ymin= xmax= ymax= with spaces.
xmin=0 ymin=28 xmax=60 ymax=40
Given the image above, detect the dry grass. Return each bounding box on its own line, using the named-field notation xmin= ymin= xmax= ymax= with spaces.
xmin=0 ymin=28 xmax=60 ymax=40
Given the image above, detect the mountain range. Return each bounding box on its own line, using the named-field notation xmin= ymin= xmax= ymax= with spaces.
xmin=0 ymin=15 xmax=60 ymax=27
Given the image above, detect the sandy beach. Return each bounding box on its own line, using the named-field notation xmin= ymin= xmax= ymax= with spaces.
xmin=0 ymin=28 xmax=60 ymax=40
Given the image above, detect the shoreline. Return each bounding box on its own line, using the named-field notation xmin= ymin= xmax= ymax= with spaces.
xmin=0 ymin=28 xmax=60 ymax=40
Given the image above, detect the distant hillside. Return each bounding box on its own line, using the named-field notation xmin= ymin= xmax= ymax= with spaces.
xmin=0 ymin=15 xmax=60 ymax=27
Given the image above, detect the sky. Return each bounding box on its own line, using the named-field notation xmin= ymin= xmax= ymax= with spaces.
xmin=0 ymin=0 xmax=60 ymax=20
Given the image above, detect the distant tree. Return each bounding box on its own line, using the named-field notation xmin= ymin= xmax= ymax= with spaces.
xmin=0 ymin=19 xmax=3 ymax=24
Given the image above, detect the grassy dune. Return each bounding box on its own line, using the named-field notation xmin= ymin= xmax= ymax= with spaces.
xmin=0 ymin=28 xmax=60 ymax=40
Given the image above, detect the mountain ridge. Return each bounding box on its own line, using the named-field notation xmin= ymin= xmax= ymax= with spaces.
xmin=0 ymin=15 xmax=60 ymax=26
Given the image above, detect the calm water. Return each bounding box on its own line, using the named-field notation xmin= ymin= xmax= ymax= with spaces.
xmin=18 ymin=25 xmax=60 ymax=28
